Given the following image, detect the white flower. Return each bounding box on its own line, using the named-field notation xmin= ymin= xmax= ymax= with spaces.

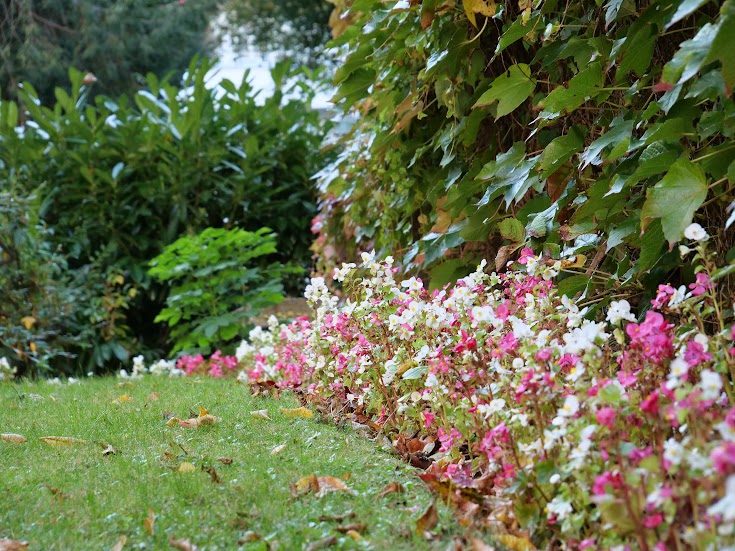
xmin=708 ymin=475 xmax=735 ymax=522
xmin=477 ymin=398 xmax=506 ymax=418
xmin=471 ymin=305 xmax=494 ymax=323
xmin=553 ymin=395 xmax=580 ymax=425
xmin=668 ymin=285 xmax=688 ymax=307
xmin=606 ymin=300 xmax=636 ymax=324
xmin=549 ymin=474 xmax=561 ymax=484
xmin=700 ymin=369 xmax=723 ymax=401
xmin=401 ymin=277 xmax=423 ymax=292
xmin=546 ymin=496 xmax=573 ymax=520
xmin=684 ymin=223 xmax=709 ymax=242
xmin=663 ymin=438 xmax=686 ymax=467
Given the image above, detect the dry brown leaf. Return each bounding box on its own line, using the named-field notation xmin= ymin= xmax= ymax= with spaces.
xmin=143 ymin=508 xmax=155 ymax=536
xmin=0 ymin=538 xmax=29 ymax=551
xmin=305 ymin=536 xmax=337 ymax=551
xmin=334 ymin=522 xmax=367 ymax=534
xmin=178 ymin=462 xmax=196 ymax=474
xmin=279 ymin=406 xmax=314 ymax=418
xmin=318 ymin=511 xmax=356 ymax=522
xmin=216 ymin=457 xmax=233 ymax=465
xmin=39 ymin=436 xmax=88 ymax=447
xmin=207 ymin=466 xmax=222 ymax=484
xmin=237 ymin=532 xmax=261 ymax=544
xmin=250 ymin=409 xmax=271 ymax=420
xmin=169 ymin=537 xmax=198 ymax=551
xmin=111 ymin=394 xmax=133 ymax=404
xmin=315 ymin=475 xmax=353 ymax=498
xmin=416 ymin=501 xmax=439 ymax=536
xmin=471 ymin=537 xmax=497 ymax=551
xmin=117 ymin=381 xmax=133 ymax=388
xmin=101 ymin=444 xmax=117 ymax=456
xmin=495 ymin=535 xmax=537 ymax=551
xmin=270 ymin=444 xmax=287 ymax=455
xmin=377 ymin=482 xmax=404 ymax=498
xmin=1 ymin=433 xmax=27 ymax=444
xmin=146 ymin=392 xmax=160 ymax=402
xmin=110 ymin=535 xmax=127 ymax=551
xmin=345 ymin=529 xmax=363 ymax=541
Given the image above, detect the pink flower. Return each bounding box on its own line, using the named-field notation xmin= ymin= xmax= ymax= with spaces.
xmin=710 ymin=442 xmax=735 ymax=475
xmin=683 ymin=341 xmax=712 ymax=367
xmin=500 ymin=332 xmax=518 ymax=353
xmin=618 ymin=371 xmax=638 ymax=387
xmin=689 ymin=273 xmax=713 ymax=296
xmin=517 ymin=247 xmax=535 ymax=265
xmin=642 ymin=513 xmax=663 ymax=528
xmin=422 ymin=411 xmax=435 ymax=427
xmin=640 ymin=391 xmax=660 ymax=416
xmin=596 ymin=407 xmax=617 ymax=428
xmin=592 ymin=471 xmax=622 ymax=496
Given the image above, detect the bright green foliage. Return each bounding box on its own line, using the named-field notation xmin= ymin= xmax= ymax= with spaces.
xmin=0 ymin=60 xmax=329 ymax=372
xmin=0 ymin=0 xmax=218 ymax=103
xmin=149 ymin=228 xmax=297 ymax=355
xmin=316 ymin=0 xmax=735 ymax=303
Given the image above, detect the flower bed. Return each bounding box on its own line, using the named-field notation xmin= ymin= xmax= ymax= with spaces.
xmin=134 ymin=229 xmax=734 ymax=549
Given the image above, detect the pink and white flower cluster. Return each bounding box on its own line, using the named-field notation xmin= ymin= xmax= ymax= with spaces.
xmin=237 ymin=240 xmax=735 ymax=549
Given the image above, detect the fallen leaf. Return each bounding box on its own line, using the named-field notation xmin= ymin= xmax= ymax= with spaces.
xmin=416 ymin=502 xmax=439 ymax=536
xmin=345 ymin=530 xmax=363 ymax=541
xmin=39 ymin=436 xmax=88 ymax=447
xmin=178 ymin=462 xmax=196 ymax=473
xmin=237 ymin=531 xmax=261 ymax=544
xmin=101 ymin=444 xmax=117 ymax=456
xmin=111 ymin=394 xmax=133 ymax=404
xmin=471 ymin=537 xmax=497 ymax=551
xmin=341 ymin=473 xmax=352 ymax=481
xmin=117 ymin=382 xmax=133 ymax=388
xmin=1 ymin=433 xmax=27 ymax=444
xmin=45 ymin=484 xmax=69 ymax=502
xmin=378 ymin=482 xmax=404 ymax=498
xmin=279 ymin=406 xmax=314 ymax=418
xmin=171 ymin=413 xmax=221 ymax=428
xmin=207 ymin=466 xmax=221 ymax=484
xmin=293 ymin=474 xmax=355 ymax=498
xmin=111 ymin=535 xmax=127 ymax=551
xmin=143 ymin=508 xmax=155 ymax=536
xmin=21 ymin=315 xmax=36 ymax=330
xmin=146 ymin=392 xmax=160 ymax=402
xmin=0 ymin=539 xmax=29 ymax=551
xmin=305 ymin=536 xmax=337 ymax=551
xmin=169 ymin=537 xmax=198 ymax=551
xmin=334 ymin=522 xmax=367 ymax=534
xmin=216 ymin=457 xmax=232 ymax=465
xmin=495 ymin=535 xmax=537 ymax=551
xmin=318 ymin=511 xmax=356 ymax=522
xmin=250 ymin=409 xmax=271 ymax=420
xmin=166 ymin=417 xmax=181 ymax=427
xmin=270 ymin=444 xmax=287 ymax=455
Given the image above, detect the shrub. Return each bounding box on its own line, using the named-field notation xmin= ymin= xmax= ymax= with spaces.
xmin=0 ymin=60 xmax=330 ymax=371
xmin=316 ymin=0 xmax=735 ymax=302
xmin=229 ymin=237 xmax=735 ymax=549
xmin=148 ymin=227 xmax=299 ymax=355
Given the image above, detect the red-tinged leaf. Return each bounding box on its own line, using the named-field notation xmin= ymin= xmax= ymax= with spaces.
xmin=652 ymin=81 xmax=674 ymax=92
xmin=144 ymin=508 xmax=155 ymax=536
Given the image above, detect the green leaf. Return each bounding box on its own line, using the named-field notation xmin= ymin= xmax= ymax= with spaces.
xmin=666 ymin=0 xmax=711 ymax=29
xmin=495 ymin=14 xmax=542 ymax=58
xmin=473 ymin=64 xmax=537 ymax=119
xmin=638 ymin=219 xmax=666 ymax=272
xmin=557 ymin=274 xmax=591 ymax=298
xmin=662 ymin=22 xmax=719 ymax=86
xmin=580 ymin=119 xmax=634 ymax=168
xmin=539 ymin=126 xmax=585 ymax=176
xmin=402 ymin=366 xmax=428 ymax=380
xmin=498 ymin=218 xmax=525 ymax=243
xmin=537 ymin=63 xmax=603 ymax=119
xmin=428 ymin=259 xmax=470 ymax=290
xmin=705 ymin=0 xmax=735 ymax=89
xmin=641 ymin=158 xmax=708 ymax=245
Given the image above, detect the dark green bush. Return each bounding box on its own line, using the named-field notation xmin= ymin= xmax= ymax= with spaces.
xmin=149 ymin=227 xmax=298 ymax=355
xmin=0 ymin=59 xmax=330 ymax=373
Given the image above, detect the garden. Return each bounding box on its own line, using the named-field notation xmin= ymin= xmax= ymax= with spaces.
xmin=2 ymin=0 xmax=735 ymax=550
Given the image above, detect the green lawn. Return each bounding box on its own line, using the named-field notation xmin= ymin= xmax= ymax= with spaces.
xmin=0 ymin=377 xmax=464 ymax=550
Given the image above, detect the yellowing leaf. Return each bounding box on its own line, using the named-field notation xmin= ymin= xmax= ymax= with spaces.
xmin=166 ymin=417 xmax=182 ymax=427
xmin=271 ymin=444 xmax=287 ymax=455
xmin=463 ymin=0 xmax=497 ymax=27
xmin=197 ymin=405 xmax=209 ymax=416
xmin=143 ymin=508 xmax=155 ymax=536
xmin=30 ymin=342 xmax=37 ymax=353
xmin=146 ymin=392 xmax=160 ymax=402
xmin=111 ymin=394 xmax=133 ymax=404
xmin=345 ymin=530 xmax=362 ymax=541
xmin=250 ymin=409 xmax=271 ymax=420
xmin=1 ymin=433 xmax=27 ymax=444
xmin=20 ymin=316 xmax=36 ymax=330
xmin=178 ymin=462 xmax=196 ymax=473
xmin=279 ymin=406 xmax=314 ymax=419
xmin=39 ymin=436 xmax=88 ymax=447
xmin=293 ymin=474 xmax=355 ymax=498
xmin=495 ymin=535 xmax=537 ymax=551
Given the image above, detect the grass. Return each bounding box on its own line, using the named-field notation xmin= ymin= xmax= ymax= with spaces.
xmin=0 ymin=376 xmax=462 ymax=550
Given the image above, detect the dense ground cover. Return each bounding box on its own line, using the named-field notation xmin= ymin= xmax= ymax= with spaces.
xmin=0 ymin=376 xmax=466 ymax=550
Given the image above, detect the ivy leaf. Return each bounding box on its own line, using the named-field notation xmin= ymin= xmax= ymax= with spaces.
xmin=661 ymin=22 xmax=719 ymax=87
xmin=705 ymin=0 xmax=735 ymax=90
xmin=641 ymin=158 xmax=708 ymax=245
xmin=495 ymin=14 xmax=541 ymax=58
xmin=498 ymin=218 xmax=525 ymax=243
xmin=539 ymin=126 xmax=585 ymax=176
xmin=666 ymin=0 xmax=711 ymax=29
xmin=473 ymin=64 xmax=536 ymax=119
xmin=537 ymin=63 xmax=603 ymax=119
xmin=580 ymin=119 xmax=634 ymax=168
